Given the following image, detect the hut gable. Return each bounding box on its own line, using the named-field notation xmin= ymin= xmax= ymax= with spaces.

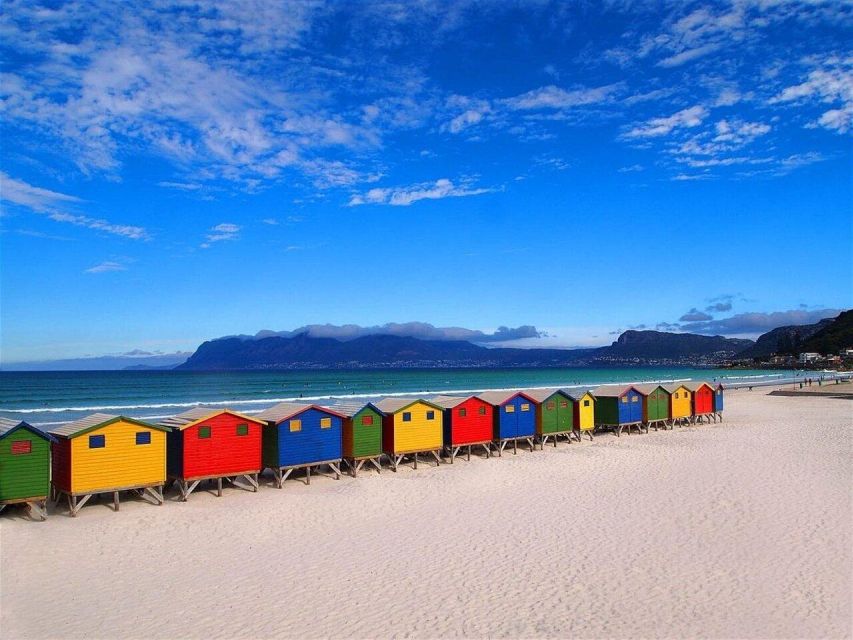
xmin=430 ymin=395 xmax=493 ymax=447
xmin=256 ymin=403 xmax=344 ymax=468
xmin=0 ymin=420 xmax=55 ymax=503
xmin=328 ymin=401 xmax=384 ymax=462
xmin=50 ymin=414 xmax=167 ymax=495
xmin=377 ymin=398 xmax=443 ymax=456
xmin=478 ymin=390 xmax=537 ymax=441
xmin=664 ymin=384 xmax=692 ymax=419
xmin=525 ymin=389 xmax=575 ymax=436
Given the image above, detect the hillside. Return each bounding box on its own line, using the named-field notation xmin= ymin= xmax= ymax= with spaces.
xmin=176 ymin=329 xmax=753 ymax=371
xmin=736 ymin=318 xmax=834 ymax=359
xmin=798 ymin=310 xmax=853 ymax=354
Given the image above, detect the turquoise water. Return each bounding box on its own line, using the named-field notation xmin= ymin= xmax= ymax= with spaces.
xmin=0 ymin=367 xmax=818 ymax=426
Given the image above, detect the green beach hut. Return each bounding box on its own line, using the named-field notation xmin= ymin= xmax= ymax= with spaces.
xmin=635 ymin=384 xmax=672 ymax=430
xmin=525 ymin=388 xmax=576 ymax=448
xmin=329 ymin=401 xmax=385 ymax=477
xmin=0 ymin=418 xmax=56 ymax=520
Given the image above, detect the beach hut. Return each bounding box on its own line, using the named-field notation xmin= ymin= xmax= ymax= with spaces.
xmin=712 ymin=383 xmax=725 ymax=420
xmin=525 ymin=388 xmax=576 ymax=448
xmin=591 ymin=385 xmax=645 ymax=436
xmin=430 ymin=395 xmax=493 ymax=462
xmin=160 ymin=408 xmax=265 ymax=500
xmin=477 ymin=390 xmax=538 ymax=454
xmin=375 ymin=398 xmax=444 ymax=471
xmin=567 ymin=389 xmax=596 ymax=440
xmin=636 ymin=384 xmax=672 ymax=430
xmin=0 ymin=418 xmax=55 ymax=520
xmin=328 ymin=401 xmax=385 ymax=477
xmin=254 ymin=403 xmax=345 ymax=487
xmin=664 ymin=383 xmax=693 ymax=427
xmin=49 ymin=413 xmax=168 ymax=516
xmin=687 ymin=382 xmax=716 ymax=424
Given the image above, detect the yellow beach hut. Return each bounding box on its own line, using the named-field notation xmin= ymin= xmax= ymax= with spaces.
xmin=664 ymin=384 xmax=693 ymax=427
xmin=566 ymin=389 xmax=596 ymax=440
xmin=375 ymin=398 xmax=444 ymax=471
xmin=50 ymin=413 xmax=168 ymax=517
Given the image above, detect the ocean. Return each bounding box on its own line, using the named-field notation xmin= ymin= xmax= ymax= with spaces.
xmin=0 ymin=367 xmax=822 ymax=427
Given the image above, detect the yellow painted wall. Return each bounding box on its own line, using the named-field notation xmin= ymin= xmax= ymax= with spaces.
xmin=70 ymin=420 xmax=166 ymax=494
xmin=392 ymin=402 xmax=443 ymax=454
xmin=670 ymin=386 xmax=692 ymax=418
xmin=577 ymin=393 xmax=595 ymax=430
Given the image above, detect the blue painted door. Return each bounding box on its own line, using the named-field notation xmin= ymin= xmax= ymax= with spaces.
xmin=277 ymin=408 xmax=342 ymax=466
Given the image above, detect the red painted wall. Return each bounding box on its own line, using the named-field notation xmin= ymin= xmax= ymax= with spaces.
xmin=693 ymin=387 xmax=713 ymax=414
xmin=448 ymin=397 xmax=493 ymax=446
xmin=182 ymin=413 xmax=262 ymax=479
xmin=51 ymin=439 xmax=72 ymax=492
xmin=381 ymin=414 xmax=396 ymax=454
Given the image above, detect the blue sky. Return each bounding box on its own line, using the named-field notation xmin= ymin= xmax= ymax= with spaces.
xmin=1 ymin=1 xmax=851 ymax=364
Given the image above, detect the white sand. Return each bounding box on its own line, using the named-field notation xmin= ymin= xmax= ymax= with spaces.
xmin=1 ymin=390 xmax=851 ymax=639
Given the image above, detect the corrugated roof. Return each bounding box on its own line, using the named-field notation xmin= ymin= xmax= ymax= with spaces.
xmin=0 ymin=418 xmax=55 ymax=441
xmin=428 ymin=395 xmax=468 ymax=409
xmin=634 ymin=383 xmax=668 ymax=394
xmin=159 ymin=407 xmax=263 ymax=430
xmin=375 ymin=397 xmax=441 ymax=413
xmin=663 ymin=383 xmax=689 ymax=393
xmin=49 ymin=413 xmax=120 ymax=437
xmin=591 ymin=384 xmax=640 ymax=397
xmin=477 ymin=390 xmax=533 ymax=406
xmin=685 ymin=381 xmax=713 ymax=391
xmin=563 ymin=389 xmax=594 ymax=401
xmin=523 ymin=388 xmax=565 ymax=403
xmin=324 ymin=400 xmax=383 ymax=418
xmin=254 ymin=402 xmax=313 ymax=423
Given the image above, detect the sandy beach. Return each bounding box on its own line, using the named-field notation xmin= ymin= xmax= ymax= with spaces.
xmin=1 ymin=388 xmax=850 ymax=639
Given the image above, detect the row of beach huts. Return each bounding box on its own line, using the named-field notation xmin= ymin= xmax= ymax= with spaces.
xmin=0 ymin=381 xmax=724 ymax=519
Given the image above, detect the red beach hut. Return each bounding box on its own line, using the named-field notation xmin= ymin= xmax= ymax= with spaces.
xmin=687 ymin=382 xmax=715 ymax=424
xmin=430 ymin=395 xmax=494 ymax=463
xmin=160 ymin=407 xmax=265 ymax=500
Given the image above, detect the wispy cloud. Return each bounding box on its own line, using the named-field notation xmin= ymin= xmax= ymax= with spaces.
xmin=0 ymin=172 xmax=149 ymax=240
xmin=349 ymin=178 xmax=496 ymax=207
xmin=503 ymin=83 xmax=623 ymax=110
xmin=624 ymin=105 xmax=708 ymax=138
xmin=771 ymin=55 xmax=853 ymax=133
xmin=85 ymin=261 xmax=127 ymax=274
xmin=201 ymin=222 xmax=241 ymax=248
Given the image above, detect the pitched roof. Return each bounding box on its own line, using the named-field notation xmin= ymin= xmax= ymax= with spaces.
xmin=375 ymin=397 xmax=442 ymax=413
xmin=591 ymin=384 xmax=642 ymax=397
xmin=254 ymin=402 xmax=345 ymax=424
xmin=663 ymin=383 xmax=690 ymax=393
xmin=0 ymin=418 xmax=55 ymax=442
xmin=428 ymin=395 xmax=470 ymax=409
xmin=523 ymin=388 xmax=568 ymax=403
xmin=324 ymin=401 xmax=384 ymax=418
xmin=477 ymin=390 xmax=536 ymax=406
xmin=159 ymin=407 xmax=265 ymax=430
xmin=635 ymin=383 xmax=669 ymax=395
xmin=685 ymin=381 xmax=714 ymax=391
xmin=49 ymin=413 xmax=167 ymax=438
xmin=563 ymin=388 xmax=594 ymax=401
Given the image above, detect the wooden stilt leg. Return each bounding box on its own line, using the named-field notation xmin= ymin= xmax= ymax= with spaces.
xmin=217 ymin=478 xmax=222 ymax=497
xmin=467 ymin=445 xmax=471 ymax=461
xmin=113 ymin=491 xmax=120 ymax=512
xmin=414 ymin=453 xmax=418 ymax=469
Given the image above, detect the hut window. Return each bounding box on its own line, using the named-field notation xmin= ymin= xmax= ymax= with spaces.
xmin=505 ymin=405 xmax=515 ymax=413
xmin=478 ymin=406 xmax=486 ymax=415
xmin=402 ymin=412 xmax=412 ymax=422
xmin=426 ymin=411 xmax=435 ymax=420
xmin=717 ymin=390 xmax=722 ymax=395
xmin=521 ymin=404 xmax=530 ymax=411
xmin=11 ymin=440 xmax=32 ymax=455
xmin=135 ymin=432 xmax=151 ymax=445
xmin=198 ymin=426 xmax=212 ymax=439
xmin=361 ymin=415 xmax=374 ymax=426
xmin=584 ymin=400 xmax=590 ymax=407
xmin=631 ymin=396 xmax=638 ymax=403
xmin=458 ymin=408 xmax=467 ymax=417
xmin=560 ymin=401 xmax=568 ymax=408
xmin=289 ymin=420 xmax=302 ymax=432
xmin=546 ymin=401 xmax=555 ymax=410
xmin=320 ymin=417 xmax=332 ymax=429
xmin=89 ymin=435 xmax=105 ymax=448
xmin=621 ymin=397 xmax=628 ymax=404
xmin=236 ymin=423 xmax=249 ymax=436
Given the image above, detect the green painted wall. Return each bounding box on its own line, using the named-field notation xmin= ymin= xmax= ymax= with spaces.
xmin=646 ymin=388 xmax=670 ymax=421
xmin=262 ymin=424 xmax=279 ymax=468
xmin=0 ymin=428 xmax=51 ymax=501
xmin=539 ymin=393 xmax=574 ymax=434
xmin=594 ymin=397 xmax=619 ymax=425
xmin=349 ymin=407 xmax=382 ymax=458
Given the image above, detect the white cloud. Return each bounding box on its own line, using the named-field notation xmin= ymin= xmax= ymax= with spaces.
xmin=658 ymin=43 xmax=721 ymax=68
xmin=262 ymin=218 xmax=279 ymax=225
xmin=447 ymin=108 xmax=488 ymax=133
xmin=624 ymin=105 xmax=708 ymax=138
xmin=85 ymin=261 xmax=127 ymax=274
xmin=771 ymin=57 xmax=853 ymax=133
xmin=349 ymin=178 xmax=496 ymax=207
xmin=0 ymin=172 xmax=149 ymax=240
xmin=503 ymin=83 xmax=622 ymax=110
xmin=201 ymin=222 xmax=241 ymax=248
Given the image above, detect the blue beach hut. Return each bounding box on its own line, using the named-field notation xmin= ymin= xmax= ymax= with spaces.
xmin=254 ymin=403 xmax=345 ymax=487
xmin=591 ymin=385 xmax=645 ymax=436
xmin=477 ymin=390 xmax=538 ymax=455
xmin=712 ymin=383 xmax=724 ymax=419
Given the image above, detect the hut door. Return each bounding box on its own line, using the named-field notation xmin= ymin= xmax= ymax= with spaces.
xmin=557 ymin=398 xmax=571 ymax=431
